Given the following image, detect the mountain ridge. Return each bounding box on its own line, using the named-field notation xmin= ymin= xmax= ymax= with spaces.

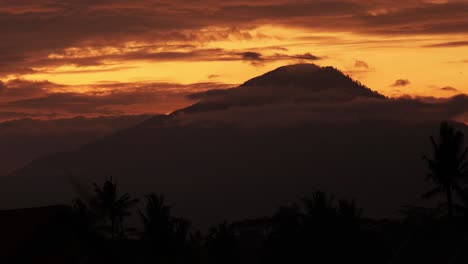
xmin=190 ymin=63 xmax=384 ymax=99
xmin=0 ymin=114 xmax=151 ymax=176
xmin=182 ymin=64 xmax=385 ymax=114
xmin=1 ymin=64 xmax=465 ymax=229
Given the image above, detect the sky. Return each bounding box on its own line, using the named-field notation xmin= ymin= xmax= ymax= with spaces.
xmin=0 ymin=0 xmax=467 ymax=120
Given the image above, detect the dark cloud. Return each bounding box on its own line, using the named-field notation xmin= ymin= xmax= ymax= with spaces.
xmin=0 ymin=80 xmax=233 ymax=120
xmin=289 ymin=52 xmax=320 ymax=60
xmin=208 ymin=74 xmax=220 ymax=79
xmin=439 ymin=86 xmax=459 ymax=92
xmin=0 ymin=79 xmax=56 ymax=100
xmin=1 ymin=46 xmax=321 ymax=74
xmin=0 ymin=1 xmax=467 ymax=75
xmin=391 ymin=79 xmax=411 ymax=87
xmin=343 ymin=60 xmax=374 ymax=79
xmin=40 ymin=66 xmax=137 ymax=75
xmin=236 ymin=51 xmax=320 ymax=66
xmin=424 ymin=41 xmax=468 ymax=48
xmin=354 ymin=60 xmax=369 ymax=69
xmin=241 ymin=51 xmax=263 ymax=61
xmin=176 ymin=93 xmax=468 ymax=128
xmin=23 ymin=48 xmax=234 ymax=71
xmin=354 ymin=1 xmax=468 ymax=35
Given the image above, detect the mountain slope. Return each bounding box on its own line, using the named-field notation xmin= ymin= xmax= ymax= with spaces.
xmin=183 ymin=64 xmax=384 ymax=113
xmin=0 ymin=115 xmax=151 ymax=176
xmin=241 ymin=64 xmax=382 ymax=98
xmin=1 ymin=64 xmax=466 ymax=228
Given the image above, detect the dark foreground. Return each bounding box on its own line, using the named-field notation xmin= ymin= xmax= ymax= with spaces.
xmin=1 ymin=121 xmax=468 ymax=264
xmin=1 ymin=189 xmax=468 ymax=264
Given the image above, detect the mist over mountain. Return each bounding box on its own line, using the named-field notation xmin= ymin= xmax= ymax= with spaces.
xmin=185 ymin=64 xmax=384 ymax=113
xmin=0 ymin=115 xmax=151 ymax=176
xmin=1 ymin=64 xmax=467 ymax=228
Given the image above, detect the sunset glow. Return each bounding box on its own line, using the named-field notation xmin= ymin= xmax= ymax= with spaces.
xmin=0 ymin=0 xmax=467 ymax=120
xmin=3 ymin=3 xmax=468 ymax=260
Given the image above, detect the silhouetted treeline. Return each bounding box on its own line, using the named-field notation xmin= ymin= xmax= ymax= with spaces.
xmin=2 ymin=121 xmax=468 ymax=264
xmin=70 ymin=181 xmax=391 ymax=264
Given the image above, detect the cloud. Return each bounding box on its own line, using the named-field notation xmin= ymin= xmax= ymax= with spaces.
xmin=439 ymin=86 xmax=458 ymax=92
xmin=355 ymin=1 xmax=468 ymax=35
xmin=0 ymin=79 xmax=56 ymax=100
xmin=236 ymin=51 xmax=320 ymax=66
xmin=424 ymin=41 xmax=468 ymax=48
xmin=0 ymin=79 xmax=233 ymax=121
xmin=391 ymin=79 xmax=411 ymax=87
xmin=289 ymin=52 xmax=320 ymax=60
xmin=173 ymin=94 xmax=468 ymax=128
xmin=241 ymin=51 xmax=263 ymax=61
xmin=354 ymin=60 xmax=369 ymax=69
xmin=0 ymin=45 xmax=322 ymax=74
xmin=1 ymin=1 xmax=467 ymax=76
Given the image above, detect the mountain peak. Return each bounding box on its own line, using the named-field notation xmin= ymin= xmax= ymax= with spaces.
xmin=182 ymin=64 xmax=385 ymax=114
xmin=240 ymin=64 xmax=382 ymax=97
xmin=241 ymin=63 xmax=322 ymax=87
xmin=258 ymin=63 xmax=322 ymax=76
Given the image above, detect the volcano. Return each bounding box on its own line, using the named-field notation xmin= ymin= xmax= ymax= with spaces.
xmin=1 ymin=64 xmax=464 ymax=228
xmin=184 ymin=64 xmax=384 ymax=113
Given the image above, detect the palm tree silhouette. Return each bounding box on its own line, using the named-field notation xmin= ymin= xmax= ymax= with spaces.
xmin=266 ymin=191 xmax=377 ymax=263
xmin=423 ymin=121 xmax=468 ymax=217
xmin=139 ymin=193 xmax=173 ymax=247
xmin=139 ymin=193 xmax=192 ymax=263
xmin=92 ymin=177 xmax=139 ymax=240
xmin=301 ymin=190 xmax=337 ymax=218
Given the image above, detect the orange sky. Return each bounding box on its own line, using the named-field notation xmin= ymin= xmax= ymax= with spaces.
xmin=0 ymin=0 xmax=467 ymax=120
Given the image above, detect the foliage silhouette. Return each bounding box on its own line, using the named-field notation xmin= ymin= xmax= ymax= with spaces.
xmin=206 ymin=221 xmax=239 ymax=264
xmin=265 ymin=191 xmax=385 ymax=264
xmin=139 ymin=193 xmax=192 ymax=263
xmin=5 ymin=121 xmax=468 ymax=263
xmin=423 ymin=121 xmax=468 ymax=217
xmin=140 ymin=194 xmax=173 ymax=245
xmin=92 ymin=177 xmax=139 ymax=240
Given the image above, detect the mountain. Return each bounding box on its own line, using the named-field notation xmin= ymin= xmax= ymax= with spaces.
xmin=1 ymin=64 xmax=466 ymax=228
xmin=0 ymin=115 xmax=151 ymax=176
xmin=184 ymin=64 xmax=384 ymax=113
xmin=240 ymin=64 xmax=382 ymax=97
